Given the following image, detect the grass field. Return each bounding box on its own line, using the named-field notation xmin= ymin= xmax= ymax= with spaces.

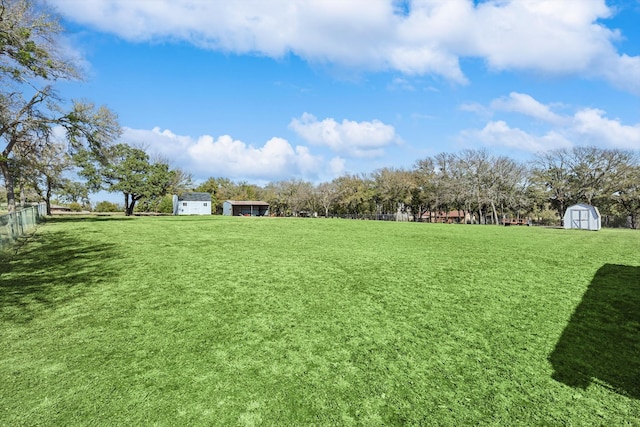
xmin=1 ymin=216 xmax=639 ymax=425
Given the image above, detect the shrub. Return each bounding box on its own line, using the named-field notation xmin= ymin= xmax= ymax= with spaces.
xmin=68 ymin=202 xmax=83 ymax=212
xmin=95 ymin=201 xmax=121 ymax=213
xmin=156 ymin=195 xmax=175 ymax=214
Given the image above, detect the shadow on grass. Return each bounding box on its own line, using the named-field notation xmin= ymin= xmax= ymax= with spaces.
xmin=549 ymin=264 xmax=640 ymax=398
xmin=0 ymin=228 xmax=119 ymax=323
xmin=44 ymin=215 xmax=135 ymax=223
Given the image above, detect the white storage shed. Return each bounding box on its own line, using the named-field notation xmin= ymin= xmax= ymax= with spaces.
xmin=173 ymin=192 xmax=212 ymax=215
xmin=563 ymin=204 xmax=601 ymax=231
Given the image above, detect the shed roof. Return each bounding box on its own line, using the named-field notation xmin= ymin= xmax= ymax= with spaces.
xmin=567 ymin=203 xmax=599 ymax=212
xmin=225 ymin=200 xmax=269 ymax=206
xmin=179 ymin=192 xmax=211 ymax=202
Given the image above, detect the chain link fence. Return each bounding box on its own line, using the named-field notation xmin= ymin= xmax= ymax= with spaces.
xmin=0 ymin=203 xmax=47 ymax=250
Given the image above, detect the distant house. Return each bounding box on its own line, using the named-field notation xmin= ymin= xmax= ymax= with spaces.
xmin=563 ymin=204 xmax=601 ymax=230
xmin=173 ymin=192 xmax=211 ymax=215
xmin=222 ymin=200 xmax=269 ymax=216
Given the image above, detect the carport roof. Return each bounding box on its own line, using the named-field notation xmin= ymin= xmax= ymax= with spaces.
xmin=225 ymin=200 xmax=269 ymax=206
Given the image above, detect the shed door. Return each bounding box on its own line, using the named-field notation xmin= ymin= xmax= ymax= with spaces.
xmin=571 ymin=208 xmax=589 ymax=229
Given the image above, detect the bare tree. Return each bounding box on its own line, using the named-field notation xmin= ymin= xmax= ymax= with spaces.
xmin=316 ymin=181 xmax=338 ymax=217
xmin=612 ymin=161 xmax=640 ymax=229
xmin=531 ymin=148 xmax=574 ymax=219
xmin=16 ymin=140 xmax=71 ymax=214
xmin=532 ymin=147 xmax=637 ymax=222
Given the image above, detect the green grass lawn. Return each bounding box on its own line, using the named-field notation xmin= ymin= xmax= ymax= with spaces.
xmin=1 ymin=216 xmax=639 ymax=425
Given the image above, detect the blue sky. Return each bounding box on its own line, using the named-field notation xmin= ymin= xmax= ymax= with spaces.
xmin=49 ymin=0 xmax=640 ymax=193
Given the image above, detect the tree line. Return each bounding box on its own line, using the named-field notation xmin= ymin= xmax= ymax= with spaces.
xmin=187 ymin=146 xmax=639 ymax=228
xmin=1 ymin=0 xmax=638 ymax=227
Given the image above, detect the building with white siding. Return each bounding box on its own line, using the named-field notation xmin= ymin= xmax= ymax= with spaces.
xmin=563 ymin=204 xmax=601 ymax=230
xmin=173 ymin=193 xmax=212 ymax=215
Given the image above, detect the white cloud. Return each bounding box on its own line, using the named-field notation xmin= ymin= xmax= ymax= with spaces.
xmin=125 ymin=127 xmax=193 ymax=161
xmin=469 ymin=1 xmax=614 ymax=72
xmin=462 ymin=120 xmax=572 ymax=153
xmin=490 ymin=92 xmax=565 ymax=124
xmin=289 ymin=113 xmax=397 ymax=157
xmin=460 ymin=93 xmax=640 ymax=153
xmin=49 ymin=0 xmax=640 ymax=92
xmin=120 ymin=127 xmax=337 ymax=181
xmin=595 ymin=53 xmax=640 ymax=95
xmin=573 ymin=108 xmax=640 ymax=149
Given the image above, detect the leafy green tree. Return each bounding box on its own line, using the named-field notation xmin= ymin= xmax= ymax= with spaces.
xmin=194 ymin=177 xmax=220 ymax=211
xmin=194 ymin=177 xmax=255 ymax=214
xmin=0 ymin=0 xmax=78 ymax=81
xmin=372 ymin=167 xmax=414 ymax=215
xmin=195 ymin=177 xmax=235 ymax=214
xmin=333 ymin=174 xmax=375 ymax=217
xmin=134 ymin=166 xmax=191 ymax=214
xmin=58 ymin=180 xmax=90 ymax=206
xmin=235 ymin=181 xmax=261 ymax=201
xmin=86 ymin=144 xmax=175 ymax=216
xmin=68 ymin=201 xmax=82 ymax=212
xmin=155 ymin=194 xmax=175 ymax=214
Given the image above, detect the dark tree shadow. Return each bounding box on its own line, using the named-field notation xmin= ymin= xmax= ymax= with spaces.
xmin=44 ymin=215 xmax=136 ymax=223
xmin=0 ymin=228 xmax=119 ymax=324
xmin=549 ymin=264 xmax=640 ymax=398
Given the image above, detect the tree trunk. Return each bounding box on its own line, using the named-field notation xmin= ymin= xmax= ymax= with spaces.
xmin=125 ymin=193 xmax=139 ymax=216
xmin=125 ymin=201 xmax=135 ymax=216
xmin=0 ymin=160 xmax=17 ymax=213
xmin=491 ymin=200 xmax=499 ymax=225
xmin=45 ymin=181 xmax=52 ymax=216
xmin=124 ymin=193 xmax=131 ymax=216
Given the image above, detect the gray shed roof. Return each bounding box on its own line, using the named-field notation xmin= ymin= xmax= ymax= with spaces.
xmin=224 ymin=200 xmax=269 ymax=206
xmin=179 ymin=192 xmax=211 ymax=202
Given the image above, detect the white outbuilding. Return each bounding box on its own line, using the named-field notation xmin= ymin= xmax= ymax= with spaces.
xmin=222 ymin=200 xmax=269 ymax=216
xmin=173 ymin=192 xmax=212 ymax=215
xmin=563 ymin=203 xmax=601 ymax=231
